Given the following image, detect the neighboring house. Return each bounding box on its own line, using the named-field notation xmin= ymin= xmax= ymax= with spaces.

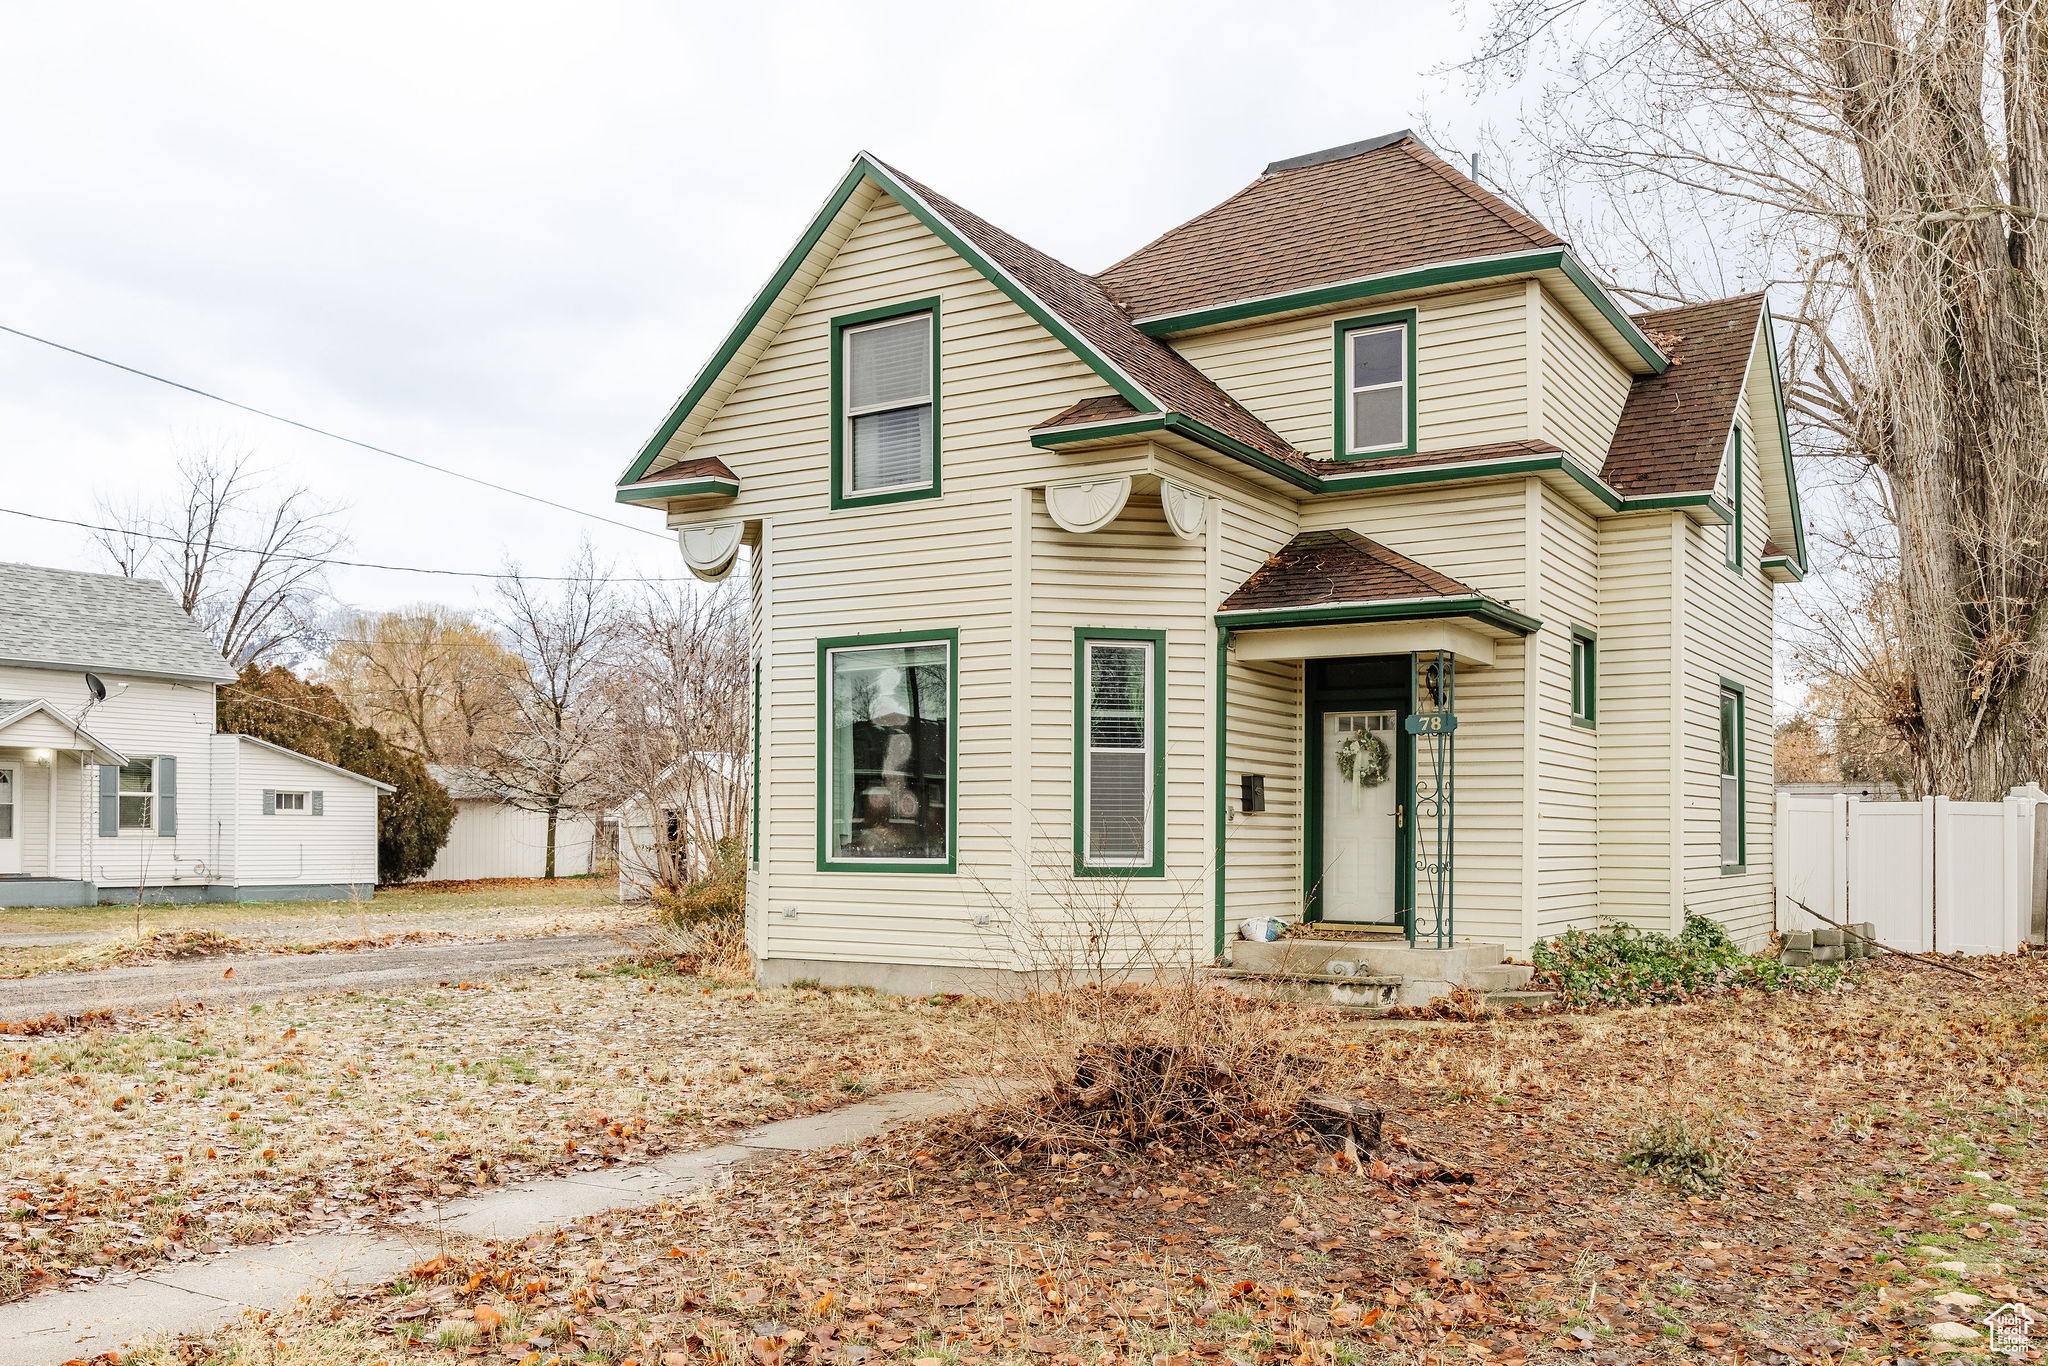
xmin=615 ymin=751 xmax=747 ymax=898
xmin=0 ymin=562 xmax=390 ymax=907
xmin=419 ymin=765 xmax=598 ymax=882
xmin=616 ymin=131 xmax=1807 ymax=989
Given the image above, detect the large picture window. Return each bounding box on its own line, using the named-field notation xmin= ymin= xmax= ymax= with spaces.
xmin=819 ymin=632 xmax=954 ymax=870
xmin=832 ymin=298 xmax=941 ymax=507
xmin=1073 ymin=629 xmax=1165 ymax=876
xmin=1333 ymin=309 xmax=1416 ymax=458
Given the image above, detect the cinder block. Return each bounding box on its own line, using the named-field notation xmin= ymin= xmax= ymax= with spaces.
xmin=1812 ymin=927 xmax=1845 ymax=947
xmin=1812 ymin=944 xmax=1845 ymax=963
xmin=1780 ymin=949 xmax=1813 ymax=967
xmin=1781 ymin=930 xmax=1814 ymax=952
xmin=1852 ymin=923 xmax=1878 ymax=955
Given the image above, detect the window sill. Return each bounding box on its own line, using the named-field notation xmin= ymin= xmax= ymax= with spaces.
xmin=1721 ymin=863 xmax=1747 ymax=876
xmin=1073 ymin=863 xmax=1166 ymax=879
xmin=831 ymin=483 xmax=941 ymax=511
xmin=1333 ymin=447 xmax=1419 ymax=462
xmin=1569 ymin=716 xmax=1596 ymax=731
xmin=814 ymin=859 xmax=957 ymax=875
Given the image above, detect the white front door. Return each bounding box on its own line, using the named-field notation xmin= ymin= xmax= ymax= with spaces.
xmin=0 ymin=765 xmax=19 ymax=876
xmin=1319 ymin=711 xmax=1399 ymax=922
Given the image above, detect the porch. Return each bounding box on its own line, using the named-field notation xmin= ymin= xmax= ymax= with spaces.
xmin=0 ymin=698 xmax=128 ymax=903
xmin=1214 ymin=529 xmax=1542 ymax=990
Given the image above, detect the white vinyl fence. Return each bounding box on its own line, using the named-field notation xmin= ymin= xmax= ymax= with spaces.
xmin=1775 ymin=790 xmax=2048 ymax=955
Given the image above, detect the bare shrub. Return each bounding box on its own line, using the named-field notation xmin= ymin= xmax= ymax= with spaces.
xmin=645 ymin=913 xmax=752 ymax=983
xmin=1619 ymin=1110 xmax=1744 ymax=1194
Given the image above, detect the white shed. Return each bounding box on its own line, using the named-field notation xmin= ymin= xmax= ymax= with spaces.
xmin=207 ymin=734 xmax=391 ymax=898
xmin=419 ymin=766 xmax=597 ymax=882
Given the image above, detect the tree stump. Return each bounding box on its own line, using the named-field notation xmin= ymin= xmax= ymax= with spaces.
xmin=1300 ymin=1094 xmax=1383 ymax=1152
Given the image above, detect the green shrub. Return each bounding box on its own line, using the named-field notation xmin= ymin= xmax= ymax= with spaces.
xmin=1531 ymin=914 xmax=1846 ymax=1007
xmin=1619 ymin=1112 xmax=1743 ymax=1193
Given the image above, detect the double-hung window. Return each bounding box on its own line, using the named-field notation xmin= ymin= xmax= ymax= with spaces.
xmin=1334 ymin=310 xmax=1415 ymax=457
xmin=819 ymin=631 xmax=954 ymax=870
xmin=118 ymin=758 xmax=156 ymax=831
xmin=834 ymin=299 xmax=940 ymax=505
xmin=1569 ymin=628 xmax=1596 ymax=728
xmin=1074 ymin=631 xmax=1164 ymax=875
xmin=1719 ymin=682 xmax=1745 ymax=870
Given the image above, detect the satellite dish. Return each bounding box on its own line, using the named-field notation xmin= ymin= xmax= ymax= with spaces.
xmin=84 ymin=673 xmax=106 ymax=703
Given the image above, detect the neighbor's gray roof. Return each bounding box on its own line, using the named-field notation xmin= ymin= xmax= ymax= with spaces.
xmin=0 ymin=562 xmax=239 ymax=685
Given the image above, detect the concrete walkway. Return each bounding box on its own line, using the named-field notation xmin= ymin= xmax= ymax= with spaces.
xmin=0 ymin=931 xmax=642 ymax=1025
xmin=0 ymin=1085 xmax=973 ymax=1364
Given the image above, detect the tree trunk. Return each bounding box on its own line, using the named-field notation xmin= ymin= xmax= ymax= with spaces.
xmin=544 ymin=799 xmax=559 ymax=880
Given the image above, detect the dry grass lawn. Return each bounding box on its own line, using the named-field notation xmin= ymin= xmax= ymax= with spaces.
xmin=0 ymin=959 xmax=997 ymax=1301
xmin=127 ymin=951 xmax=2048 ymax=1365
xmin=0 ymin=878 xmax=631 ymax=977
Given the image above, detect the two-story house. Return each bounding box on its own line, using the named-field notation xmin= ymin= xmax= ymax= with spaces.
xmin=0 ymin=561 xmax=389 ymax=907
xmin=616 ymin=132 xmax=1806 ymax=991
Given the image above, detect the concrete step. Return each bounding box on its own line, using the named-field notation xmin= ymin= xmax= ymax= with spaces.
xmin=1204 ymin=968 xmax=1401 ymax=1013
xmin=1483 ymin=988 xmax=1557 ymax=1011
xmin=1462 ymin=963 xmax=1533 ymax=992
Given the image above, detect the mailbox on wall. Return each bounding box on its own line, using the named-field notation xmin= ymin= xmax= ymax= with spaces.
xmin=1240 ymin=773 xmax=1266 ymax=813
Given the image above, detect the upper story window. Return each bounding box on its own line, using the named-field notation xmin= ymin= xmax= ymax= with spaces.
xmin=832 ymin=298 xmax=941 ymax=507
xmin=1334 ymin=309 xmax=1416 ymax=458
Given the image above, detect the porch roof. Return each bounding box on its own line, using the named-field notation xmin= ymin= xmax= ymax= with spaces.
xmin=1214 ymin=529 xmax=1540 ymax=638
xmin=0 ymin=698 xmax=129 ymax=764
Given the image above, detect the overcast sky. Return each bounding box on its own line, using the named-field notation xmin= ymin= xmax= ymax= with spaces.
xmin=1 ymin=2 xmax=1493 ymax=618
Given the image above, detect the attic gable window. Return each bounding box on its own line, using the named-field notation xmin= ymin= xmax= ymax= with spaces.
xmin=832 ymin=298 xmax=942 ymax=507
xmin=1333 ymin=309 xmax=1417 ymax=458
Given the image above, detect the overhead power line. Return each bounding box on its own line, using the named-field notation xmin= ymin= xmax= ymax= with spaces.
xmin=0 ymin=321 xmax=665 ymax=540
xmin=0 ymin=505 xmax=705 ymax=584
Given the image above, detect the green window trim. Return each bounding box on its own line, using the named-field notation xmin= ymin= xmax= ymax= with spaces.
xmin=1722 ymin=425 xmax=1743 ymax=572
xmin=1071 ymin=629 xmax=1168 ymax=878
xmin=750 ymin=661 xmax=761 ymax=866
xmin=1718 ymin=676 xmax=1747 ymax=874
xmin=1331 ymin=308 xmax=1418 ymax=459
xmin=830 ymin=296 xmax=943 ymax=510
xmin=1569 ymin=626 xmax=1597 ymax=729
xmin=814 ymin=628 xmax=959 ymax=874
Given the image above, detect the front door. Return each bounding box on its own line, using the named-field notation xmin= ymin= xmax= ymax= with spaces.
xmin=1318 ymin=710 xmax=1400 ymax=922
xmin=0 ymin=765 xmax=18 ymax=875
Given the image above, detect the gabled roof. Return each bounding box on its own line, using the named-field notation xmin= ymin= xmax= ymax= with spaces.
xmin=620 ymin=154 xmax=1304 ymax=488
xmin=616 ymin=456 xmax=740 ymax=506
xmin=1215 ymin=528 xmax=1539 ymax=636
xmin=0 ymin=562 xmax=238 ymax=685
xmin=0 ymin=697 xmax=128 ymax=764
xmin=233 ymin=734 xmax=396 ymax=793
xmin=1097 ymin=131 xmax=1561 ymax=323
xmin=1603 ymin=295 xmax=1767 ymax=497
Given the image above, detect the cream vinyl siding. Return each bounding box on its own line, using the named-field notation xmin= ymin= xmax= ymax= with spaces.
xmin=1171 ymin=285 xmax=1530 ymax=460
xmin=1591 ymin=513 xmax=1683 ymax=929
xmin=675 ymin=192 xmax=1159 ymax=973
xmin=1535 ymin=486 xmax=1600 ymax=931
xmin=1679 ymin=395 xmax=1776 ymax=946
xmin=1536 ymin=288 xmax=1633 ymax=468
xmin=0 ymin=666 xmax=218 ymax=892
xmin=1298 ymin=482 xmax=1532 ymax=948
xmin=1218 ymin=495 xmax=1305 ymax=926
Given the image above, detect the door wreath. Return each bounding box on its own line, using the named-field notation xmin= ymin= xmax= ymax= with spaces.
xmin=1335 ymin=729 xmax=1390 ymax=788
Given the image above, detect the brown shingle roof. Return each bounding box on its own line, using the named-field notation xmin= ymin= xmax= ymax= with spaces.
xmin=875 ymin=161 xmax=1304 ymax=468
xmin=1033 ymin=394 xmax=1144 ymax=431
xmin=637 ymin=455 xmax=737 ymax=485
xmin=1310 ymin=438 xmax=1564 ymax=477
xmin=1602 ymin=294 xmax=1766 ymax=497
xmin=1095 ymin=133 xmax=1564 ymax=323
xmin=1218 ymin=528 xmax=1478 ymax=614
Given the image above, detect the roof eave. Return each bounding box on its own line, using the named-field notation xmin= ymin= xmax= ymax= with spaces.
xmin=0 ymin=700 xmax=130 ymax=765
xmin=614 ymin=475 xmax=741 ymax=507
xmin=1216 ymin=593 xmax=1541 ymax=637
xmin=232 ymin=734 xmax=399 ymax=794
xmin=0 ymin=656 xmax=238 ymax=687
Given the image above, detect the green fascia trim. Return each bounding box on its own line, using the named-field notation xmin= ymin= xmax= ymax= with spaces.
xmin=814 ymin=628 xmax=960 ymax=875
xmin=750 ymin=661 xmax=761 ymax=867
xmin=1757 ymin=308 xmax=1810 ymax=572
xmin=1761 ymin=554 xmax=1807 ymax=582
xmin=1213 ymin=628 xmax=1230 ymax=958
xmin=1318 ymin=451 xmax=1623 ymax=508
xmin=1134 ymin=246 xmax=1669 ymax=375
xmin=620 ymin=155 xmax=1162 ymax=490
xmin=1071 ymin=629 xmax=1168 ymax=878
xmin=1331 ymin=309 xmax=1418 ymax=459
xmin=1030 ymin=412 xmax=1323 ymax=492
xmin=830 ymin=296 xmax=944 ymax=511
xmin=1215 ymin=595 xmax=1541 ymax=638
xmin=614 ymin=477 xmax=739 ymax=504
xmin=1724 ymin=424 xmax=1743 ymax=573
